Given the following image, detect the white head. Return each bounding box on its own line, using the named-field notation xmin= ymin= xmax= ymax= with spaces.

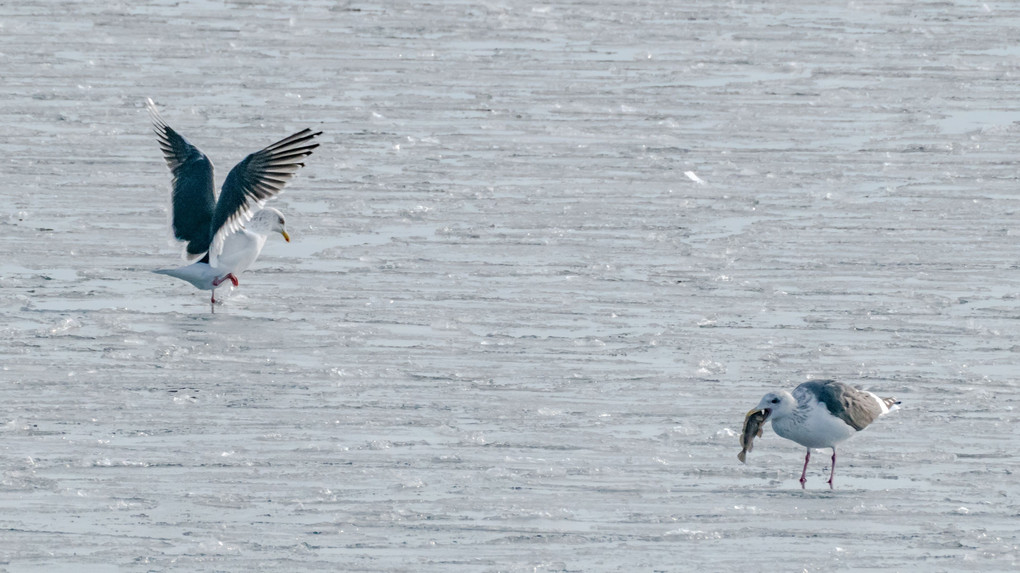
xmin=753 ymin=389 xmax=797 ymax=422
xmin=247 ymin=207 xmax=290 ymax=242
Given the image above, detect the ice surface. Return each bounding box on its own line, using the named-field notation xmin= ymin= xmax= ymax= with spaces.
xmin=2 ymin=0 xmax=1019 ymax=571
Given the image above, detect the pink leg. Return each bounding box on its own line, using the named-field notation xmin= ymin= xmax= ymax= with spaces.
xmin=800 ymin=449 xmax=810 ymax=487
xmin=212 ymin=273 xmax=240 ymax=288
xmin=827 ymin=448 xmax=837 ymax=488
xmin=209 ymin=274 xmax=238 ymax=312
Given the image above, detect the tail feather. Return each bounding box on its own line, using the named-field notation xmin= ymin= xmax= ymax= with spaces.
xmin=153 ymin=263 xmax=220 ymax=290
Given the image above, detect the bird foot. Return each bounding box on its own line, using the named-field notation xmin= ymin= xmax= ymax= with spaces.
xmin=212 ymin=273 xmax=239 ymax=288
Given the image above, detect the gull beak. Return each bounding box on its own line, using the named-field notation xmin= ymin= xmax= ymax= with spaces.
xmin=280 ymin=230 xmax=291 ymax=243
xmin=746 ymin=407 xmax=770 ymax=421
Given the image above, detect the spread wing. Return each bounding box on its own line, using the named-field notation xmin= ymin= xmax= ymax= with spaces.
xmin=146 ymin=98 xmax=216 ymax=260
xmin=207 ymin=128 xmax=321 ymax=266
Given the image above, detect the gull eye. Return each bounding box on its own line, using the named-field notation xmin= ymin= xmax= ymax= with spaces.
xmin=770 ymin=397 xmax=780 ymax=404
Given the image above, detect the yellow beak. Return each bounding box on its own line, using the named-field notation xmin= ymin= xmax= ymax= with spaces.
xmin=280 ymin=230 xmax=291 ymax=242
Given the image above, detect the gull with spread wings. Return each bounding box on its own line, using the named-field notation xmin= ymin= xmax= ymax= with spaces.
xmin=146 ymin=98 xmax=321 ymax=309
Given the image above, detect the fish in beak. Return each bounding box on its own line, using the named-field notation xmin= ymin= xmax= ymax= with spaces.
xmin=737 ymin=408 xmax=770 ymax=463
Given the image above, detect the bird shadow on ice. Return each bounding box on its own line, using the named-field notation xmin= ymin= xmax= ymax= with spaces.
xmin=738 ymin=473 xmax=923 ymax=495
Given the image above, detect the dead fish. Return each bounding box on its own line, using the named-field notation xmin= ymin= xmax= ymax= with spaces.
xmin=738 ymin=408 xmax=769 ymax=463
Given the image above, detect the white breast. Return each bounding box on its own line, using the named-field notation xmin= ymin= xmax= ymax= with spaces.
xmin=212 ymin=228 xmax=267 ymax=276
xmin=772 ymin=403 xmax=857 ymax=449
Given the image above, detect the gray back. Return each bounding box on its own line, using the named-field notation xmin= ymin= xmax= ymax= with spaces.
xmin=796 ymin=380 xmax=883 ymax=431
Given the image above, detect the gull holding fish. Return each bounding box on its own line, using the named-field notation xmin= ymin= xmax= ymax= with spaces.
xmin=739 ymin=379 xmax=899 ymax=488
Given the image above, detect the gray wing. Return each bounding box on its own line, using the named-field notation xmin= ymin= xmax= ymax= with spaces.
xmin=799 ymin=380 xmax=883 ymax=431
xmin=207 ymin=128 xmax=321 ymax=266
xmin=146 ymin=98 xmax=216 ymax=260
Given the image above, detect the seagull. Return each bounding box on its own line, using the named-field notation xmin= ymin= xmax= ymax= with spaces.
xmin=152 ymin=207 xmax=289 ymax=293
xmin=747 ymin=380 xmax=899 ymax=488
xmin=145 ymin=98 xmax=321 ymax=308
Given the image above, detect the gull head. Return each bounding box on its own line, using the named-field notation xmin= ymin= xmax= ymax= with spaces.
xmin=250 ymin=207 xmax=290 ymax=242
xmin=754 ymin=389 xmax=796 ymax=422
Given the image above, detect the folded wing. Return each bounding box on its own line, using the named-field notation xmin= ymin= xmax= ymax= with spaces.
xmin=809 ymin=380 xmax=884 ymax=431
